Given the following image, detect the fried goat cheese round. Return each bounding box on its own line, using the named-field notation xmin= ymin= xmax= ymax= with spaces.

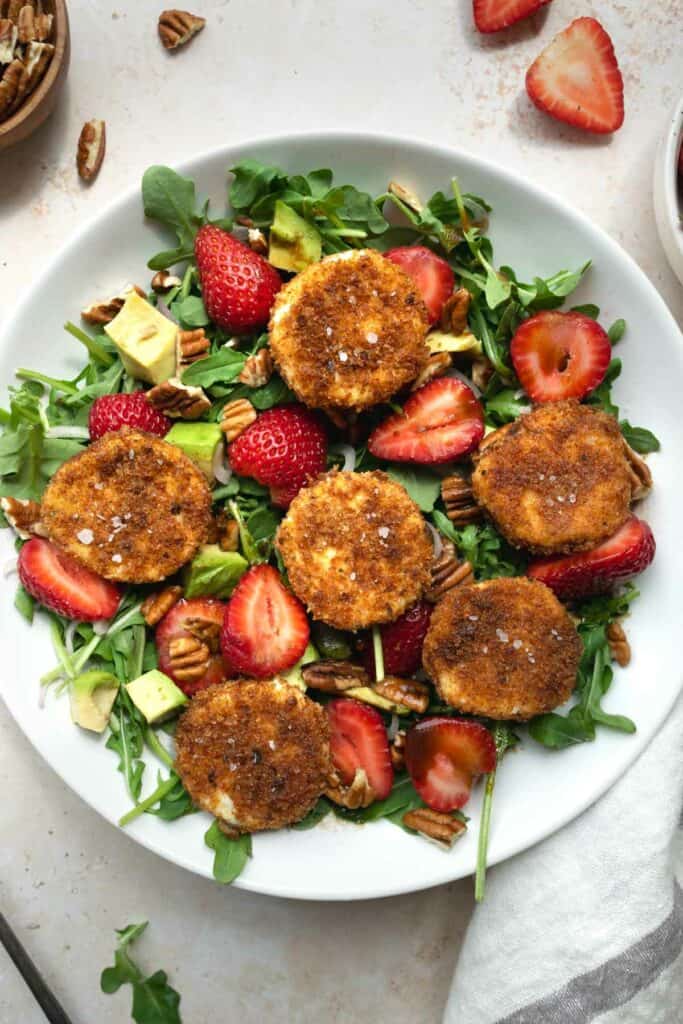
xmin=471 ymin=400 xmax=634 ymax=555
xmin=268 ymin=249 xmax=430 ymax=413
xmin=276 ymin=470 xmax=432 ymax=631
xmin=423 ymin=577 xmax=582 ymax=721
xmin=174 ymin=680 xmax=331 ymax=833
xmin=41 ymin=428 xmax=211 ymax=583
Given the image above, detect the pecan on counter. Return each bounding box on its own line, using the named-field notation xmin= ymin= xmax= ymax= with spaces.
xmin=77 ymin=119 xmax=106 ymax=183
xmin=158 ymin=9 xmax=206 ymax=50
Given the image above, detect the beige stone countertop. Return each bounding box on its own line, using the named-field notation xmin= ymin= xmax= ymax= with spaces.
xmin=1 ymin=1 xmax=681 ymax=1021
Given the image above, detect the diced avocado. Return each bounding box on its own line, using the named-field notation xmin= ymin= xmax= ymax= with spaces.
xmin=125 ymin=669 xmax=188 ymax=725
xmin=184 ymin=544 xmax=248 ymax=599
xmin=104 ymin=291 xmax=178 ymax=385
xmin=279 ymin=642 xmax=319 ymax=692
xmin=311 ymin=622 xmax=352 ymax=661
xmin=268 ymin=200 xmax=322 ymax=273
xmin=345 ymin=686 xmax=411 ymax=715
xmin=165 ymin=422 xmax=223 ymax=482
xmin=427 ymin=329 xmax=482 ymax=355
xmin=69 ymin=670 xmax=119 ymax=733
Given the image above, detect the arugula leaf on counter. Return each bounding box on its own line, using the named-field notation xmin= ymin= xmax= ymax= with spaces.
xmin=101 ymin=921 xmax=183 ymax=1024
xmin=204 ymin=820 xmax=252 ymax=884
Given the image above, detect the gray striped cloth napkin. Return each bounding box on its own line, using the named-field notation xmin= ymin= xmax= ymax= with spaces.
xmin=445 ymin=695 xmax=683 ymax=1024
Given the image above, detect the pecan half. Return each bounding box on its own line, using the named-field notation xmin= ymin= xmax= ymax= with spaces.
xmin=177 ymin=328 xmax=210 ymax=370
xmin=168 ymin=635 xmax=209 ymax=682
xmin=220 ymin=397 xmax=257 ymax=441
xmin=302 ymin=660 xmax=369 ymax=693
xmin=23 ymin=40 xmax=54 ymax=95
xmin=0 ymin=59 xmax=26 ymax=119
xmin=390 ymin=730 xmax=406 ymax=771
xmin=158 ymin=9 xmax=206 ymax=50
xmin=373 ymin=676 xmax=430 ymax=714
xmin=238 ymin=349 xmax=273 ymax=389
xmin=185 ymin=616 xmax=221 ymax=652
xmin=77 ymin=119 xmax=106 ymax=183
xmin=623 ymin=440 xmax=653 ymax=502
xmin=411 ymin=351 xmax=452 ymax=391
xmin=427 ymin=538 xmax=474 ymax=602
xmin=402 ymin=807 xmax=467 ymax=848
xmin=247 ymin=227 xmax=268 ymax=255
xmin=141 ymin=585 xmax=183 ymax=627
xmin=441 ymin=474 xmax=481 ymax=524
xmin=607 ymin=621 xmax=631 ymax=667
xmin=148 ymin=377 xmax=211 ymax=419
xmin=326 ymin=767 xmax=376 ymax=809
xmin=81 ymin=283 xmax=146 ymax=326
xmin=34 ymin=10 xmax=52 ymax=41
xmin=6 ymin=0 xmax=22 ymax=21
xmin=440 ymin=287 xmax=471 ymax=335
xmin=1 ymin=496 xmax=45 ymax=539
xmin=214 ymin=509 xmax=239 ymax=552
xmin=0 ymin=19 xmax=17 ymax=62
xmin=151 ymin=270 xmax=182 ymax=293
xmin=16 ymin=4 xmax=34 ymax=43
xmin=388 ymin=180 xmax=423 ymax=214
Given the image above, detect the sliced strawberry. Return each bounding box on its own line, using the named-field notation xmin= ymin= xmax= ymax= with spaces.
xmin=156 ymin=597 xmax=228 ymax=696
xmin=361 ymin=601 xmax=432 ymax=677
xmin=384 ymin=246 xmax=454 ymax=324
xmin=527 ymin=515 xmax=655 ymax=599
xmin=368 ymin=377 xmax=484 ymax=464
xmin=88 ymin=392 xmax=171 ymax=441
xmin=474 ymin=0 xmax=552 ymax=34
xmin=405 ymin=718 xmax=496 ymax=812
xmin=526 ymin=17 xmax=624 ymax=135
xmin=195 ymin=224 xmax=282 ymax=334
xmin=510 ymin=311 xmax=611 ymax=402
xmin=17 ymin=537 xmax=121 ymax=621
xmin=221 ymin=564 xmax=309 ymax=678
xmin=327 ymin=698 xmax=394 ymax=800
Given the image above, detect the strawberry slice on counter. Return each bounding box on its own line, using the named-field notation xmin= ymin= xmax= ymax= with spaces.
xmin=18 ymin=537 xmax=121 ymax=621
xmin=510 ymin=310 xmax=611 ymax=402
xmin=88 ymin=392 xmax=171 ymax=441
xmin=228 ymin=404 xmax=328 ymax=509
xmin=473 ymin=0 xmax=552 ymax=34
xmin=405 ymin=717 xmax=496 ymax=812
xmin=527 ymin=515 xmax=656 ymax=600
xmin=156 ymin=597 xmax=228 ymax=696
xmin=526 ymin=17 xmax=624 ymax=134
xmin=384 ymin=246 xmax=454 ymax=324
xmin=194 ymin=224 xmax=282 ymax=334
xmin=361 ymin=601 xmax=433 ymax=677
xmin=368 ymin=377 xmax=485 ymax=464
xmin=220 ymin=564 xmax=310 ymax=678
xmin=327 ymin=698 xmax=394 ymax=800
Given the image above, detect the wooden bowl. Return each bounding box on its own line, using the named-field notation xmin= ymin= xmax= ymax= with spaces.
xmin=0 ymin=0 xmax=70 ymax=152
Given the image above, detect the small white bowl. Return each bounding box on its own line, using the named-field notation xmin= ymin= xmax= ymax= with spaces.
xmin=654 ymin=95 xmax=683 ymax=285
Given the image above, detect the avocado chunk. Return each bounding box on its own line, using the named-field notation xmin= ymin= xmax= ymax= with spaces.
xmin=279 ymin=642 xmax=319 ymax=692
xmin=268 ymin=200 xmax=322 ymax=273
xmin=126 ymin=669 xmax=188 ymax=725
xmin=345 ymin=686 xmax=411 ymax=715
xmin=165 ymin=422 xmax=223 ymax=482
xmin=104 ymin=291 xmax=178 ymax=385
xmin=184 ymin=544 xmax=248 ymax=598
xmin=70 ymin=670 xmax=119 ymax=733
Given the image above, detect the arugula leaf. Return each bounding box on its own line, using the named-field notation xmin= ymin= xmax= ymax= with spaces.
xmin=386 ymin=466 xmax=442 ymax=512
xmin=101 ymin=921 xmax=183 ymax=1024
xmin=204 ymin=820 xmax=252 ymax=883
xmin=106 ymin=689 xmax=146 ymax=802
xmin=475 ymin=723 xmax=518 ymax=902
xmin=291 ymin=797 xmax=333 ymax=830
xmin=585 ymin=357 xmax=621 ymax=417
xmin=607 ymin=318 xmax=627 ymax=344
xmin=483 ymin=388 xmax=530 ymax=426
xmin=180 ymin=349 xmax=245 ymax=388
xmin=432 ymin=517 xmax=527 ymax=580
xmin=571 ymin=303 xmax=600 ymax=319
xmin=229 ymin=159 xmax=288 ymax=211
xmin=14 ymin=584 xmax=35 ymax=623
xmin=142 ymin=166 xmax=202 ymax=250
xmin=170 ymin=294 xmax=209 ymax=329
xmin=620 ymin=421 xmax=660 ymax=454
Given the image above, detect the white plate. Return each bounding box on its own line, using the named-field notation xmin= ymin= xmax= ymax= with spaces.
xmin=654 ymin=95 xmax=683 ymax=285
xmin=1 ymin=133 xmax=682 ymax=901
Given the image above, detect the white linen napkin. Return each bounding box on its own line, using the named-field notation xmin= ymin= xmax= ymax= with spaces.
xmin=444 ymin=695 xmax=683 ymax=1024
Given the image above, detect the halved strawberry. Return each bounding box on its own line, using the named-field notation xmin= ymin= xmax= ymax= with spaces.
xmin=327 ymin=698 xmax=394 ymax=800
xmin=17 ymin=537 xmax=121 ymax=621
xmin=527 ymin=515 xmax=655 ymax=599
xmin=384 ymin=246 xmax=454 ymax=324
xmin=221 ymin=564 xmax=309 ymax=678
xmin=474 ymin=0 xmax=552 ymax=34
xmin=88 ymin=392 xmax=171 ymax=441
xmin=368 ymin=377 xmax=484 ymax=464
xmin=195 ymin=224 xmax=282 ymax=334
xmin=405 ymin=718 xmax=496 ymax=812
xmin=510 ymin=311 xmax=611 ymax=402
xmin=361 ymin=601 xmax=432 ymax=677
xmin=156 ymin=597 xmax=228 ymax=696
xmin=526 ymin=17 xmax=624 ymax=134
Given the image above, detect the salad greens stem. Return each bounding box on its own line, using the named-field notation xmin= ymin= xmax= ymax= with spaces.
xmin=372 ymin=625 xmax=385 ymax=683
xmin=474 ymin=724 xmax=517 ymax=903
xmin=144 ymin=727 xmax=174 ymax=770
xmin=119 ymin=775 xmax=179 ymax=827
xmin=15 ymin=368 xmax=80 ymax=395
xmin=63 ymin=321 xmax=114 ymax=366
xmin=49 ymin=619 xmax=76 ymax=679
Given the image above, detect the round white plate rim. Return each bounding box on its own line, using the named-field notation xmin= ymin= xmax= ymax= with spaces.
xmin=1 ymin=129 xmax=681 ymax=901
xmin=653 ymin=95 xmax=683 ymax=286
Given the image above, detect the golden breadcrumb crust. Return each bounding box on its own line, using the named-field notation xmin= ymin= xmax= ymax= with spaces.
xmin=423 ymin=577 xmax=582 ymax=721
xmin=41 ymin=428 xmax=211 ymax=583
xmin=174 ymin=680 xmax=330 ymax=833
xmin=471 ymin=401 xmax=633 ymax=555
xmin=268 ymin=249 xmax=429 ymax=413
xmin=276 ymin=470 xmax=432 ymax=631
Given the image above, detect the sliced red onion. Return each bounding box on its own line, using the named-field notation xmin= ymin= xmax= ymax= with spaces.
xmin=387 ymin=713 xmax=400 ymax=740
xmin=426 ymin=522 xmax=443 ymax=560
xmin=64 ymin=620 xmax=79 ymax=655
xmin=3 ymin=557 xmax=18 ymax=577
xmin=337 ymin=443 xmax=356 ymax=472
xmin=92 ymin=619 xmax=109 ymax=635
xmin=44 ymin=425 xmax=90 ymax=440
xmin=38 ymin=684 xmax=47 ymax=710
xmin=156 ymin=298 xmax=179 ymax=324
xmin=213 ymin=443 xmax=233 ymax=485
xmin=445 ymin=367 xmax=482 ymax=398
